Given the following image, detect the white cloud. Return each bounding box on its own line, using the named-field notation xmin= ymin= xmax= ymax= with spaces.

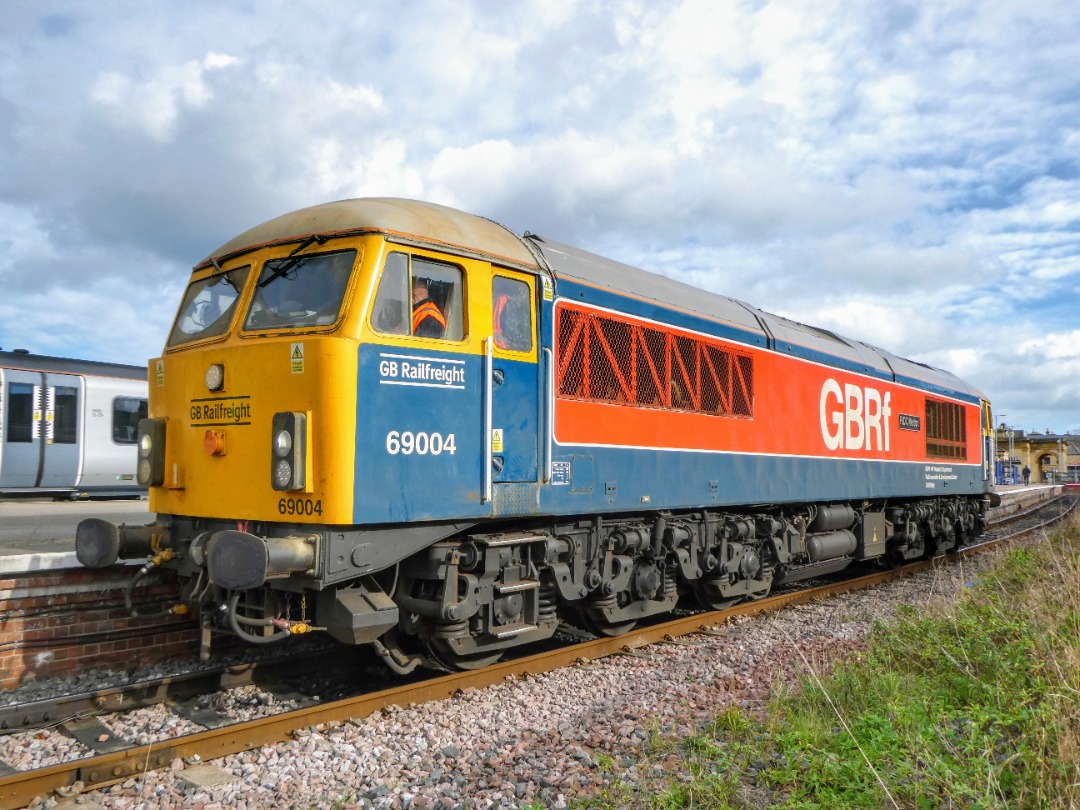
xmin=1019 ymin=330 xmax=1080 ymax=362
xmin=90 ymin=52 xmax=239 ymax=142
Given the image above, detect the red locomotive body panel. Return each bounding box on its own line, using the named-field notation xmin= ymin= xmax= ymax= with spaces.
xmin=554 ymin=301 xmax=980 ymax=466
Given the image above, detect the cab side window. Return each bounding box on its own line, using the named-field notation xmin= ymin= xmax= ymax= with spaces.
xmin=372 ymin=252 xmax=464 ymax=341
xmin=492 ymin=275 xmax=533 ymax=352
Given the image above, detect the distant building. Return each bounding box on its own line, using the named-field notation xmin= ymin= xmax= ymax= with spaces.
xmin=994 ymin=426 xmax=1080 ymax=484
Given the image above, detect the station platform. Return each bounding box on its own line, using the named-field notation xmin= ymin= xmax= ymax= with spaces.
xmin=0 ymin=497 xmax=149 ymax=574
xmin=0 ymin=485 xmax=1065 ymax=577
xmin=988 ymin=483 xmax=1064 ymax=522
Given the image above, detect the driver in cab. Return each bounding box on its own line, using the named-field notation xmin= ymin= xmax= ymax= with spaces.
xmin=411 ymin=277 xmax=446 ymax=338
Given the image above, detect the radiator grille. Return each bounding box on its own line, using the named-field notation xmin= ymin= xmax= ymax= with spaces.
xmin=556 ymin=305 xmax=753 ymax=418
xmin=925 ymin=398 xmax=967 ymax=459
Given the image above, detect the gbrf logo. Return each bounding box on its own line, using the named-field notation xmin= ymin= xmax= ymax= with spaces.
xmin=820 ymin=379 xmax=892 ymax=452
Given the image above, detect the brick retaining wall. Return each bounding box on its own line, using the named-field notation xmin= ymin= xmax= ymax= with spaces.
xmin=0 ymin=566 xmax=197 ymax=690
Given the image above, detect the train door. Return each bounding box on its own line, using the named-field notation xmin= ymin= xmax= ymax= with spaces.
xmin=0 ymin=370 xmax=82 ymax=489
xmin=488 ymin=271 xmax=539 ymax=488
xmin=0 ymin=368 xmax=41 ymax=488
xmin=38 ymin=373 xmax=83 ymax=488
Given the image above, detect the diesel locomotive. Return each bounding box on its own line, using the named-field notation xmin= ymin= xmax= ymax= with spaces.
xmin=76 ymin=198 xmax=997 ymax=671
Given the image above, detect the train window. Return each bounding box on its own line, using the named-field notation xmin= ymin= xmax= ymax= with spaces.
xmin=371 ymin=252 xmax=409 ymax=334
xmin=492 ymin=276 xmax=532 ymax=352
xmin=5 ymin=383 xmax=34 ymax=443
xmin=52 ymin=386 xmax=78 ymax=444
xmin=169 ymin=266 xmax=251 ymax=346
xmin=244 ymin=250 xmax=357 ymax=331
xmin=112 ymin=397 xmax=147 ymax=444
xmin=371 ymin=252 xmax=464 ymax=341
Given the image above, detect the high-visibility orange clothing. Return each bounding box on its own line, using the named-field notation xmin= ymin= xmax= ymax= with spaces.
xmin=412 ymin=299 xmax=446 ymax=336
xmin=493 ymin=294 xmax=510 ymax=348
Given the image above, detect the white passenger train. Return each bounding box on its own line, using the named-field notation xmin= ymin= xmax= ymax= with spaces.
xmin=0 ymin=350 xmax=148 ymax=498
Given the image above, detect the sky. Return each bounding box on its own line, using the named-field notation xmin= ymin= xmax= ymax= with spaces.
xmin=1 ymin=1 xmax=1078 ymax=434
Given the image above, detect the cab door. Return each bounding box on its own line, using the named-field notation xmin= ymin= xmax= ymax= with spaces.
xmin=981 ymin=400 xmax=994 ymax=482
xmin=357 ymin=249 xmax=490 ymax=522
xmin=488 ymin=271 xmax=539 ymax=486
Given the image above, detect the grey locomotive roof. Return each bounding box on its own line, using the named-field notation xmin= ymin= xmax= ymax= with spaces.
xmin=530 ymin=236 xmax=768 ymax=339
xmin=529 ymin=234 xmax=985 ymax=401
xmin=0 ymin=351 xmax=147 ymax=380
xmin=202 ymin=198 xmax=538 ymax=271
xmin=872 ymin=346 xmax=985 ymax=400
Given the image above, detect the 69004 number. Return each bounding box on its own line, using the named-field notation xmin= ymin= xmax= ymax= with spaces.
xmin=278 ymin=498 xmax=323 ymax=516
xmin=385 ymin=431 xmax=456 ymax=456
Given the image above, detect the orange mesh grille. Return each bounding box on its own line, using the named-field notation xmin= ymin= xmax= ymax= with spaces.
xmin=556 ymin=305 xmax=753 ymax=417
xmin=925 ymin=398 xmax=967 ymax=459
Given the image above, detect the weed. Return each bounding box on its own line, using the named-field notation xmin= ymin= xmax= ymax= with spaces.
xmin=594 ymin=752 xmax=616 ymax=771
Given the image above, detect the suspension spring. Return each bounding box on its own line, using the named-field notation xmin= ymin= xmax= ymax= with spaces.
xmin=663 ymin=559 xmax=678 ymax=599
xmin=434 ymin=619 xmax=469 ymax=641
xmin=538 ymin=582 xmax=557 ymax=622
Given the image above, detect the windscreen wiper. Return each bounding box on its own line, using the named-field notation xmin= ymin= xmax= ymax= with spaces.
xmin=257 ymin=234 xmax=328 ymax=288
xmin=207 ymin=255 xmax=240 ymax=292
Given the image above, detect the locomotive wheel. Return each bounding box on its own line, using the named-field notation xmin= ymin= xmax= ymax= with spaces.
xmin=694 ymin=575 xmax=771 ymax=610
xmin=693 ymin=586 xmax=742 ymax=612
xmin=577 ymin=605 xmax=638 ymax=637
xmin=746 ymin=580 xmax=772 ymax=600
xmin=426 ymin=639 xmax=504 ymax=671
xmin=693 ymin=574 xmax=745 ymax=612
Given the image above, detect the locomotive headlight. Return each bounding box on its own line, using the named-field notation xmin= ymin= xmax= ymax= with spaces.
xmin=273 ymin=429 xmax=292 ymax=458
xmin=205 ymin=363 xmax=225 ymax=391
xmin=136 ymin=418 xmax=166 ymax=487
xmin=270 ymin=412 xmax=306 ymax=491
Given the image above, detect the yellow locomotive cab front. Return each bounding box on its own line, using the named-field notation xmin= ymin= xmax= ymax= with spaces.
xmin=140 ymin=238 xmax=374 ymax=527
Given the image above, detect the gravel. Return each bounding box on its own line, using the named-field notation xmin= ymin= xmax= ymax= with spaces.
xmin=5 ymin=544 xmax=1022 ymax=809
xmin=0 ymin=637 xmax=335 ymax=708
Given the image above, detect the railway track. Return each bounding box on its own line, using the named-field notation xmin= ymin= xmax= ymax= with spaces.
xmin=0 ymin=493 xmax=1074 ymax=810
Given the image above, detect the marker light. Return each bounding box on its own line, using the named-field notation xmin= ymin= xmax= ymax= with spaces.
xmin=136 ymin=419 xmax=166 ymax=486
xmin=274 ymin=459 xmax=294 ymax=489
xmin=270 ymin=412 xmax=306 ymax=491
